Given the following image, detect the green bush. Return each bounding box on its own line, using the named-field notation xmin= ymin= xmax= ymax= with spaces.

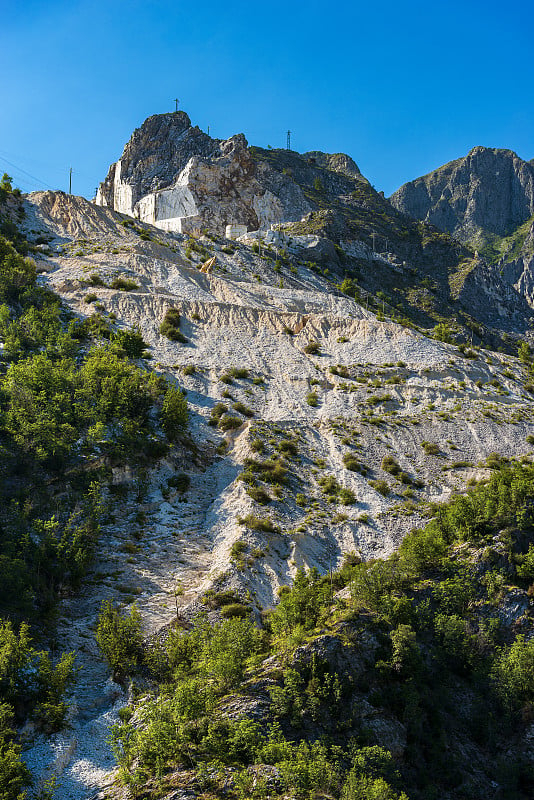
xmin=421 ymin=440 xmax=440 ymax=455
xmin=245 ymin=485 xmax=271 ymax=504
xmin=220 ymin=603 xmax=249 ymax=619
xmin=160 ymin=308 xmax=188 ymax=342
xmin=304 ymin=341 xmax=320 ymax=354
xmin=95 ymin=601 xmax=143 ymax=680
xmin=239 ymin=514 xmax=278 ymax=532
xmin=218 ymin=414 xmax=242 ymax=431
xmin=370 ymin=479 xmax=390 ymax=496
xmin=112 ymin=327 xmax=148 ymax=358
xmin=110 ymin=277 xmax=139 ymax=291
xmin=343 ymin=453 xmax=364 ymax=472
xmin=167 ymin=473 xmax=190 ymax=493
xmin=232 ymin=401 xmax=254 ymax=417
xmin=88 ymin=273 xmax=107 ymax=287
xmin=160 ymin=385 xmax=188 ymax=438
xmin=381 ymin=455 xmax=401 ymax=475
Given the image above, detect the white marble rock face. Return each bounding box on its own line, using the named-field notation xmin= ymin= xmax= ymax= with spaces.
xmin=95 ymin=112 xmax=311 ymax=236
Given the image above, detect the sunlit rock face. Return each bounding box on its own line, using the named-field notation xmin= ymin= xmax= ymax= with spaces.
xmin=390 ymin=146 xmax=534 ymax=246
xmin=96 ymin=111 xmax=311 ymax=235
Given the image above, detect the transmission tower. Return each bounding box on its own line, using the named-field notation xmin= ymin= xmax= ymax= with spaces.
xmin=287 ymin=130 xmax=291 ymax=150
xmin=174 ymin=98 xmax=179 ymax=112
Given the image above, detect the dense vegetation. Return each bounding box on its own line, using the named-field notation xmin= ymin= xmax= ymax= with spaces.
xmin=105 ymin=463 xmax=534 ymax=800
xmin=0 ymin=207 xmax=188 ymax=798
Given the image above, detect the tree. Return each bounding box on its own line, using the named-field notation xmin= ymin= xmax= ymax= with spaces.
xmin=432 ymin=323 xmax=453 ymax=343
xmin=95 ymin=601 xmax=143 ymax=680
xmin=0 ymin=174 xmax=13 ymax=193
xmin=271 ymin=568 xmax=329 ymax=635
xmin=160 ymin=385 xmax=188 ymax=438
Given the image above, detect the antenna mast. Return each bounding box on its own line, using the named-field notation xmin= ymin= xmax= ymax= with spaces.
xmin=286 ymin=130 xmax=291 ymax=150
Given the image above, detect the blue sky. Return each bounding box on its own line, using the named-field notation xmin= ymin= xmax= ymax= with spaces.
xmin=2 ymin=0 xmax=533 ymax=199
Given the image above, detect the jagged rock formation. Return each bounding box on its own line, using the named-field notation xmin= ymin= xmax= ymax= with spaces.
xmin=390 ymin=146 xmax=534 ymax=247
xmin=95 ymin=112 xmax=534 ymax=343
xmin=390 ymin=147 xmax=534 ymax=313
xmin=95 ymin=111 xmax=312 ymax=234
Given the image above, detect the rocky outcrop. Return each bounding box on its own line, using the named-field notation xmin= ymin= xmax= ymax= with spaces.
xmin=96 ymin=112 xmax=312 ymax=235
xmin=500 ymin=219 xmax=534 ymax=305
xmin=390 ymin=146 xmax=534 ymax=246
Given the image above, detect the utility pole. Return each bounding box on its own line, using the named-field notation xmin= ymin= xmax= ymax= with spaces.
xmin=287 ymin=130 xmax=291 ymax=150
xmin=174 ymin=98 xmax=179 ymax=112
xmin=207 ymin=125 xmax=210 ymax=135
xmin=69 ymin=167 xmax=72 ymax=195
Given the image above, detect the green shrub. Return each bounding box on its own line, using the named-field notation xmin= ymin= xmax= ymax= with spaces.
xmin=398 ymin=527 xmax=447 ymax=575
xmin=95 ymin=601 xmax=143 ymax=680
xmin=370 ymin=479 xmax=390 ymax=496
xmin=381 ymin=455 xmax=401 ymax=475
xmin=343 ymin=453 xmax=364 ymax=472
xmin=230 ymin=541 xmax=247 ymax=563
xmin=218 ymin=414 xmax=242 ymax=431
xmin=161 ymin=385 xmax=188 ymax=438
xmin=243 ymin=458 xmax=287 ymax=485
xmin=338 ymin=487 xmax=356 ymax=505
xmin=88 ymin=273 xmax=107 ymax=287
xmin=306 ymin=391 xmax=319 ymax=407
xmin=0 ymin=621 xmax=77 ymax=732
xmin=84 ymin=293 xmax=98 ymax=303
xmin=110 ymin=277 xmax=139 ymax=291
xmin=270 ymin=568 xmax=329 ymax=635
xmin=220 ymin=603 xmax=249 ymax=619
xmin=239 ymin=514 xmax=279 ymax=532
xmin=167 ymin=473 xmax=190 ymax=493
xmin=304 ymin=341 xmax=320 ymax=355
xmin=276 ymin=439 xmax=298 ymax=457
xmin=160 ymin=308 xmax=188 ymax=342
xmin=112 ymin=326 xmax=148 ymax=358
xmin=421 ymin=441 xmax=440 ymax=455
xmin=246 ymin=485 xmax=271 ymax=504
xmin=232 ymin=401 xmax=254 ymax=417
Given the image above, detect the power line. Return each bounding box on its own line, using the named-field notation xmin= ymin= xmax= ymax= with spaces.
xmin=0 ymin=154 xmax=51 ymax=189
xmin=0 ymin=148 xmax=70 ymax=176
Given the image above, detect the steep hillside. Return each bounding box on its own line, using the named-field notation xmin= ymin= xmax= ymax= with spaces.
xmin=2 ymin=121 xmax=534 ymax=800
xmin=96 ymin=113 xmax=534 ymax=349
xmin=22 ymin=188 xmax=534 ymax=614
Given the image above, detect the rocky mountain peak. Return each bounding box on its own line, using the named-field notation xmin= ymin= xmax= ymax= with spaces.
xmin=390 ymin=146 xmax=534 ymax=245
xmin=95 ymin=110 xmax=312 ymax=235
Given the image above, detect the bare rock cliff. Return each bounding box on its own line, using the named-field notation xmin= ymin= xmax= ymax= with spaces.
xmin=390 ymin=146 xmax=534 ymax=246
xmin=96 ymin=112 xmax=311 ymax=235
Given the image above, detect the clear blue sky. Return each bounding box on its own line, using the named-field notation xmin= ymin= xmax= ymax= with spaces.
xmin=2 ymin=0 xmax=533 ymax=200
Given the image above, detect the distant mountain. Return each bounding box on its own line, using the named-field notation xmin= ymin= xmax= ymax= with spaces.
xmin=390 ymin=146 xmax=534 ymax=250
